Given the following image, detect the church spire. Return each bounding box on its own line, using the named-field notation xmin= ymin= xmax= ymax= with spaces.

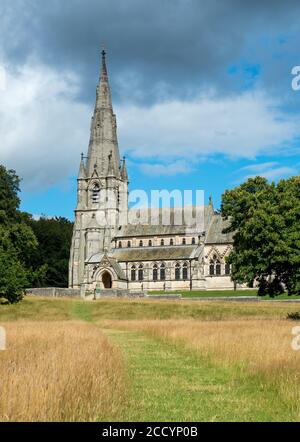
xmin=86 ymin=49 xmax=120 ymax=177
xmin=95 ymin=49 xmax=112 ymax=110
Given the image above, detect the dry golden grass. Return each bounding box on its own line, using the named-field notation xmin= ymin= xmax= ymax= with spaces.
xmin=0 ymin=321 xmax=126 ymax=422
xmin=107 ymin=319 xmax=300 ymax=413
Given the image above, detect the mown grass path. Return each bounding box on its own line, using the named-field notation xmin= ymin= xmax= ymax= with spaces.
xmin=102 ymin=328 xmax=294 ymax=422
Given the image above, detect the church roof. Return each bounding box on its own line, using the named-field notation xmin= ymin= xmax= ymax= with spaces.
xmin=111 ymin=245 xmax=200 ymax=262
xmin=87 ymin=253 xmax=127 ymax=280
xmin=116 ymin=206 xmax=234 ymax=244
xmin=108 ymin=258 xmax=127 ymax=280
xmin=206 ymin=214 xmax=235 ymax=244
xmin=117 ymin=224 xmax=191 ymax=237
xmin=116 ymin=205 xmax=212 ymax=238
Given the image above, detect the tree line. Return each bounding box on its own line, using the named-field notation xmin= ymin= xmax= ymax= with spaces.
xmin=0 ymin=165 xmax=299 ymax=303
xmin=0 ymin=165 xmax=73 ymax=303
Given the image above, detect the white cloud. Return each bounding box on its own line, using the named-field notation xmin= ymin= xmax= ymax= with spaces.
xmin=244 ymin=166 xmax=297 ymax=181
xmin=140 ymin=160 xmax=193 ymax=176
xmin=239 ymin=162 xmax=279 ymax=172
xmin=0 ymin=61 xmax=299 ymax=191
xmin=263 ymin=167 xmax=297 ymax=180
xmin=236 ymin=162 xmax=297 ymax=182
xmin=116 ymin=91 xmax=300 ymax=160
xmin=0 ymin=62 xmax=90 ymax=190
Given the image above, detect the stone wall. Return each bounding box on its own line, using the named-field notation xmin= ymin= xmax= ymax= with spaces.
xmin=93 ymin=289 xmax=146 ymax=299
xmin=25 ymin=287 xmax=81 ymax=298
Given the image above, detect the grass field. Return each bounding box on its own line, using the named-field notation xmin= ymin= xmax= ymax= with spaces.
xmin=1 ymin=296 xmax=300 ymax=421
xmin=148 ymin=289 xmax=300 ymax=300
xmin=148 ymin=289 xmax=258 ymax=297
xmin=0 ymin=321 xmax=125 ymax=421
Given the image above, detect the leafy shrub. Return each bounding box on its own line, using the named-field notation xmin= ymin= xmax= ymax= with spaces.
xmin=287 ymin=311 xmax=300 ymax=321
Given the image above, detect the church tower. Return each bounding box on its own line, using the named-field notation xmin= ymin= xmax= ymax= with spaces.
xmin=69 ymin=50 xmax=129 ymax=289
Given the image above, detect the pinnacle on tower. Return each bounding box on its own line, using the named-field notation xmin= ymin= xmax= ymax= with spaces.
xmin=78 ymin=153 xmax=86 ymax=179
xmin=121 ymin=156 xmax=128 ymax=181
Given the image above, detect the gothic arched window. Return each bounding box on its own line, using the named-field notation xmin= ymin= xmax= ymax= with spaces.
xmin=138 ymin=265 xmax=144 ymax=281
xmin=127 ymin=241 xmax=131 ymax=248
xmin=170 ymin=238 xmax=174 ymax=246
xmin=160 ymin=263 xmax=166 ymax=281
xmin=192 ymin=237 xmax=196 ymax=245
xmin=175 ymin=263 xmax=181 ymax=280
xmin=153 ymin=264 xmax=158 ymax=281
xmin=118 ymin=241 xmax=122 ymax=248
xmin=149 ymin=240 xmax=152 ymax=247
xmin=225 ymin=263 xmax=231 ymax=275
xmin=182 ymin=238 xmax=186 ymax=245
xmin=209 ymin=254 xmax=221 ymax=276
xmin=183 ymin=262 xmax=188 ymax=280
xmin=161 ymin=239 xmax=164 ymax=246
xmin=131 ymin=265 xmax=136 ymax=281
xmin=139 ymin=240 xmax=143 ymax=247
xmin=92 ymin=183 xmax=100 ymax=203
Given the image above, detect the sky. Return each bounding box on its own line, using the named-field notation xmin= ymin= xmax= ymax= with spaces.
xmin=1 ymin=0 xmax=300 ymax=219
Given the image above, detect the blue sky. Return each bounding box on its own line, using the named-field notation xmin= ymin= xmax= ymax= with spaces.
xmin=1 ymin=0 xmax=300 ymax=220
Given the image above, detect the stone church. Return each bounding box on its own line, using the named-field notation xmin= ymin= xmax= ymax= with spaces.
xmin=69 ymin=51 xmax=235 ymax=294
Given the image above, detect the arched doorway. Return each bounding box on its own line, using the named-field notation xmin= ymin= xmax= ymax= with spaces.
xmin=102 ymin=271 xmax=112 ymax=289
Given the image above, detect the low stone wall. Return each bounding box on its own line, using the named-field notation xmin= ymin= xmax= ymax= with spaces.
xmin=93 ymin=289 xmax=146 ymax=299
xmin=25 ymin=288 xmax=81 ymax=298
xmin=146 ymin=294 xmax=182 ymax=300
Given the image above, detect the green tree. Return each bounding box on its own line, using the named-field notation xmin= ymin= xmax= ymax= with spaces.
xmin=0 ymin=250 xmax=28 ymax=303
xmin=0 ymin=166 xmax=39 ymax=303
xmin=26 ymin=216 xmax=73 ymax=287
xmin=276 ymin=176 xmax=300 ymax=295
xmin=0 ymin=165 xmax=20 ymax=223
xmin=221 ymin=175 xmax=300 ymax=296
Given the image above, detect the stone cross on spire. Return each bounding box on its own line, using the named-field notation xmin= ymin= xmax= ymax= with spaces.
xmin=101 ymin=49 xmax=108 ymax=81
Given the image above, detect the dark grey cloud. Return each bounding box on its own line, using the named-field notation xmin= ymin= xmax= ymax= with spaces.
xmin=1 ymin=0 xmax=300 ymax=192
xmin=1 ymin=0 xmax=300 ymax=106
